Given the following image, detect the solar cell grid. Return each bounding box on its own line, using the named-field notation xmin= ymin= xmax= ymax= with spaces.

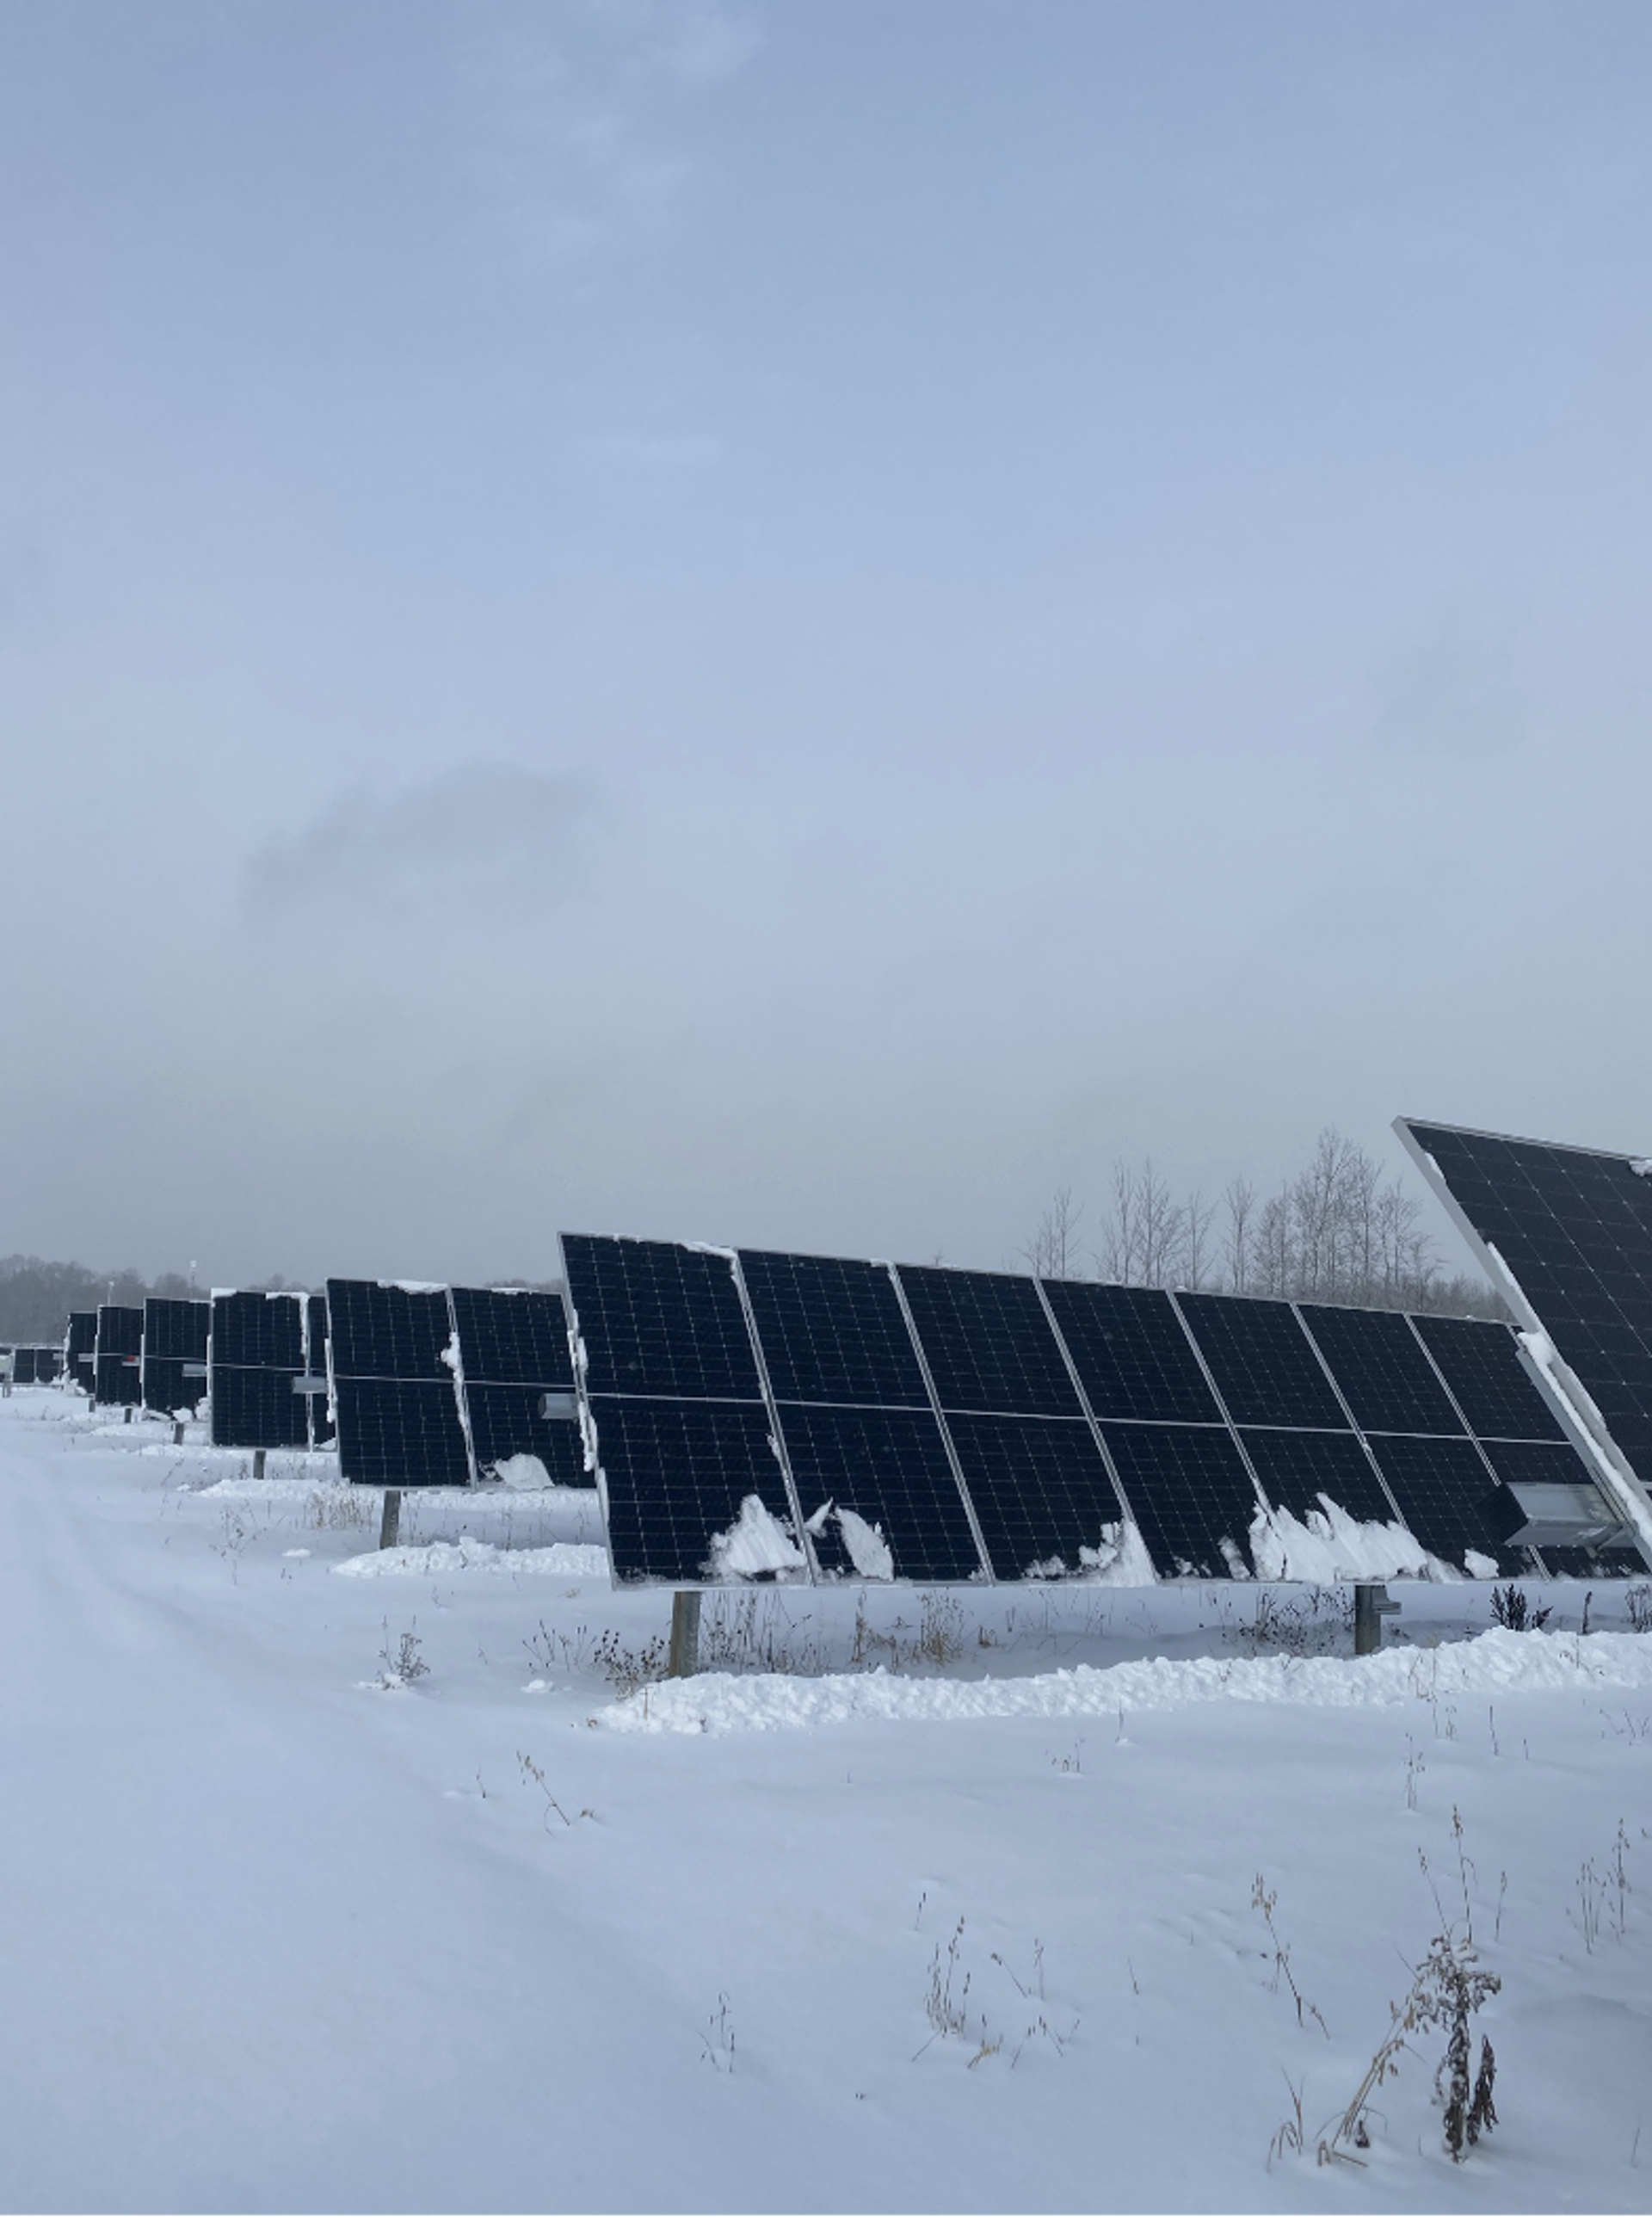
xmin=562 ymin=1237 xmax=762 ymax=1402
xmin=451 ymin=1287 xmax=571 ymax=1387
xmin=897 ymin=1265 xmax=1082 ymax=1416
xmin=326 ymin=1282 xmax=452 ymax=1382
xmin=1098 ymin=1422 xmax=1262 ymax=1580
xmin=591 ymin=1395 xmax=800 ymax=1584
xmin=945 ymin=1410 xmax=1128 ymax=1580
xmin=332 ymin=1377 xmax=473 ymax=1489
xmin=1238 ymin=1429 xmax=1399 ymax=1531
xmin=1363 ymin=1434 xmax=1521 ymax=1576
xmin=740 ymin=1251 xmax=929 ymax=1408
xmin=778 ymin=1404 xmax=984 ymax=1582
xmin=465 ymin=1381 xmax=587 ymax=1485
xmin=1408 ymin=1314 xmax=1565 ymax=1442
xmin=1298 ymin=1305 xmax=1464 ymax=1437
xmin=212 ymin=1364 xmax=310 ymax=1450
xmin=213 ymin=1292 xmax=305 ymax=1373
xmin=1040 ymin=1280 xmax=1223 ymax=1423
xmin=1175 ymin=1293 xmax=1347 ymax=1430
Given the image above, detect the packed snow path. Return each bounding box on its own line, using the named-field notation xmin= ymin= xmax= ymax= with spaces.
xmin=1 ymin=1390 xmax=1649 ymax=2212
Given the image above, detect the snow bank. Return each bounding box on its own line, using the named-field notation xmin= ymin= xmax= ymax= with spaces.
xmin=333 ymin=1538 xmax=608 ymax=1579
xmin=597 ymin=1626 xmax=1652 ymax=1735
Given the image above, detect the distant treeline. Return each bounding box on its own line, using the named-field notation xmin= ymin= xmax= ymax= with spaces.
xmin=1023 ymin=1128 xmax=1509 ymax=1319
xmin=0 ymin=1256 xmax=202 ymax=1343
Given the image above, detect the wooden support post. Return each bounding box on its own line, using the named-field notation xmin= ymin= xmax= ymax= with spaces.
xmin=1353 ymin=1582 xmax=1401 ymax=1656
xmin=668 ymin=1589 xmax=702 ymax=1679
xmin=123 ymin=1406 xmax=133 ymax=1424
xmin=379 ymin=1489 xmax=403 ymax=1551
xmin=173 ymin=1420 xmax=185 ymax=1446
xmin=252 ymin=1448 xmax=266 ymax=1481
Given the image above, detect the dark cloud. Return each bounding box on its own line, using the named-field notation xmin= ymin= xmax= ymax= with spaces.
xmin=241 ymin=760 xmax=605 ymax=921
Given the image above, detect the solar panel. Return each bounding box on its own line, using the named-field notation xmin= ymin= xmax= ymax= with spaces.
xmin=34 ymin=1345 xmax=61 ymax=1384
xmin=93 ymin=1305 xmax=145 ymax=1406
xmin=305 ymin=1293 xmax=333 ymax=1446
xmin=449 ymin=1286 xmax=585 ymax=1484
xmin=327 ymin=1281 xmax=472 ymax=1488
xmin=739 ymin=1251 xmax=930 ymax=1408
xmin=1174 ymin=1293 xmax=1347 ymax=1430
xmin=141 ymin=1298 xmax=210 ymax=1415
xmin=1298 ymin=1305 xmax=1464 ymax=1437
xmin=778 ymin=1403 xmax=985 ymax=1582
xmin=1040 ymin=1280 xmax=1224 ymax=1423
xmin=1238 ymin=1428 xmax=1400 ymax=1531
xmin=1098 ymin=1422 xmax=1262 ymax=1579
xmin=944 ymin=1411 xmax=1129 ymax=1579
xmin=1398 ymin=1120 xmax=1652 ymax=1481
xmin=12 ymin=1348 xmax=37 ymax=1385
xmin=1408 ymin=1313 xmax=1566 ymax=1442
xmin=210 ymin=1292 xmax=310 ymax=1449
xmin=589 ymin=1395 xmax=803 ymax=1585
xmin=562 ymin=1237 xmax=762 ymax=1401
xmin=1361 ymin=1434 xmax=1523 ymax=1576
xmin=897 ymin=1266 xmax=1085 ymax=1416
xmin=66 ymin=1311 xmax=96 ymax=1394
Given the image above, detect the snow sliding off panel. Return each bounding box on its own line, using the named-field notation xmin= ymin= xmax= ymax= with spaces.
xmin=1097 ymin=1423 xmax=1262 ymax=1579
xmin=1361 ymin=1434 xmax=1519 ymax=1576
xmin=945 ymin=1411 xmax=1130 ymax=1580
xmin=327 ymin=1281 xmax=472 ymax=1488
xmin=1401 ymin=1120 xmax=1652 ymax=1478
xmin=449 ymin=1287 xmax=585 ymax=1484
xmin=210 ymin=1292 xmax=310 ymax=1449
xmin=590 ymin=1396 xmax=801 ymax=1585
xmin=739 ymin=1251 xmax=985 ymax=1582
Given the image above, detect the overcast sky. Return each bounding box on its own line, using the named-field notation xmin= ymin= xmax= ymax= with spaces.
xmin=3 ymin=0 xmax=1650 ymax=1287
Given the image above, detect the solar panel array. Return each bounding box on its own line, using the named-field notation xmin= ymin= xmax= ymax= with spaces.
xmin=327 ymin=1281 xmax=585 ymax=1490
xmin=7 ymin=1345 xmax=63 ymax=1385
xmin=209 ymin=1291 xmax=317 ymax=1450
xmin=564 ymin=1235 xmax=1641 ymax=1589
xmin=1399 ymin=1120 xmax=1652 ymax=1523
xmin=140 ymin=1298 xmax=211 ymax=1415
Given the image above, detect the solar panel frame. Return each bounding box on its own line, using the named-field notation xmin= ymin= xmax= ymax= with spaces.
xmin=738 ymin=1250 xmax=932 ymax=1409
xmin=1236 ymin=1428 xmax=1405 ymax=1533
xmin=447 ymin=1286 xmax=583 ymax=1484
xmin=562 ymin=1236 xmax=765 ymax=1403
xmin=1406 ymin=1312 xmax=1567 ymax=1443
xmin=142 ymin=1298 xmax=210 ymax=1415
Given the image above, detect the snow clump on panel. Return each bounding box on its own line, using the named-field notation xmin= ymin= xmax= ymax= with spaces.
xmin=704 ymin=1493 xmax=806 ymax=1580
xmin=1248 ymin=1497 xmax=1439 ymax=1584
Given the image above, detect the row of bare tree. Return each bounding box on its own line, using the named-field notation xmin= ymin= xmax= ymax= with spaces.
xmin=1022 ymin=1128 xmax=1505 ymax=1317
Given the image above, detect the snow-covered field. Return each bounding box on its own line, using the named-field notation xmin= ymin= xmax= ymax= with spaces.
xmin=3 ymin=1385 xmax=1650 ymax=2212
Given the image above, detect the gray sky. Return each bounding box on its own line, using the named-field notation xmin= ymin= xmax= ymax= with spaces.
xmin=4 ymin=0 xmax=1650 ymax=1287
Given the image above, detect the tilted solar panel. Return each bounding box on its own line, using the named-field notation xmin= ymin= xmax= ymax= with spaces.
xmin=327 ymin=1282 xmax=472 ymax=1488
xmin=739 ymin=1251 xmax=929 ymax=1409
xmin=897 ymin=1265 xmax=1084 ymax=1417
xmin=589 ymin=1395 xmax=802 ymax=1586
xmin=93 ymin=1305 xmax=145 ymax=1406
xmin=1237 ymin=1428 xmax=1402 ymax=1533
xmin=1174 ymin=1293 xmax=1347 ymax=1430
xmin=66 ymin=1311 xmax=96 ymax=1394
xmin=944 ymin=1411 xmax=1129 ymax=1581
xmin=1097 ymin=1422 xmax=1262 ymax=1580
xmin=563 ymin=1237 xmax=762 ymax=1402
xmin=1398 ymin=1120 xmax=1652 ymax=1487
xmin=142 ymin=1298 xmax=210 ymax=1415
xmin=1361 ymin=1434 xmax=1521 ymax=1577
xmin=305 ymin=1293 xmax=334 ymax=1447
xmin=1298 ymin=1305 xmax=1464 ymax=1437
xmin=451 ymin=1286 xmax=584 ymax=1484
xmin=778 ymin=1403 xmax=984 ymax=1583
xmin=210 ymin=1291 xmax=310 ymax=1449
xmin=1408 ymin=1313 xmax=1565 ymax=1443
xmin=1040 ymin=1281 xmax=1223 ymax=1423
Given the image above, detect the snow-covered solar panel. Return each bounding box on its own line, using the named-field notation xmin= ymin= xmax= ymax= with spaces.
xmin=1097 ymin=1422 xmax=1262 ymax=1580
xmin=450 ymin=1286 xmax=585 ymax=1485
xmin=66 ymin=1311 xmax=96 ymax=1394
xmin=944 ymin=1411 xmax=1132 ymax=1582
xmin=1237 ymin=1428 xmax=1400 ymax=1533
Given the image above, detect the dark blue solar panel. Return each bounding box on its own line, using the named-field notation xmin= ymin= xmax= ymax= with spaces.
xmin=740 ymin=1251 xmax=929 ymax=1407
xmin=92 ymin=1305 xmax=145 ymax=1406
xmin=1098 ymin=1422 xmax=1262 ymax=1579
xmin=326 ymin=1282 xmax=452 ymax=1382
xmin=1298 ymin=1305 xmax=1464 ymax=1437
xmin=563 ymin=1237 xmax=762 ymax=1401
xmin=464 ymin=1382 xmax=587 ymax=1486
xmin=213 ymin=1292 xmax=305 ymax=1373
xmin=305 ymin=1292 xmax=333 ymax=1447
xmin=211 ymin=1292 xmax=314 ymax=1448
xmin=1407 ymin=1313 xmax=1565 ymax=1442
xmin=451 ymin=1287 xmax=571 ymax=1387
xmin=142 ymin=1299 xmax=210 ymax=1416
xmin=333 ymin=1377 xmax=473 ymax=1489
xmin=1175 ymin=1293 xmax=1347 ymax=1430
xmin=1239 ymin=1429 xmax=1398 ymax=1530
xmin=945 ymin=1411 xmax=1128 ymax=1580
xmin=590 ymin=1395 xmax=801 ymax=1584
xmin=66 ymin=1311 xmax=96 ymax=1393
xmin=1040 ymin=1280 xmax=1222 ymax=1422
xmin=897 ymin=1266 xmax=1082 ymax=1416
xmin=1402 ymin=1121 xmax=1652 ymax=1474
xmin=1363 ymin=1434 xmax=1523 ymax=1576
xmin=779 ymin=1404 xmax=983 ymax=1582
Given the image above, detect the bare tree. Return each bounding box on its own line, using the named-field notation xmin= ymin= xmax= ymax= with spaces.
xmin=1022 ymin=1185 xmax=1084 ymax=1280
xmin=1224 ymin=1175 xmax=1256 ymax=1294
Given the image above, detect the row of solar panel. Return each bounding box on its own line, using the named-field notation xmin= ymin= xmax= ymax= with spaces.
xmin=1 ymin=1345 xmax=64 ymax=1385
xmin=59 ymin=1286 xmax=586 ymax=1488
xmin=560 ymin=1236 xmax=1646 ymax=1588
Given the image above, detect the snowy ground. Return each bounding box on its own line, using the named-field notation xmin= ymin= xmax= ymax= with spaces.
xmin=3 ymin=1385 xmax=1650 ymax=2212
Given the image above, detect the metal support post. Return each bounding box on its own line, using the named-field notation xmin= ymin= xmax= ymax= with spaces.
xmin=252 ymin=1448 xmax=266 ymax=1481
xmin=1353 ymin=1582 xmax=1401 ymax=1656
xmin=668 ymin=1589 xmax=702 ymax=1679
xmin=173 ymin=1420 xmax=185 ymax=1446
xmin=379 ymin=1489 xmax=402 ymax=1551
